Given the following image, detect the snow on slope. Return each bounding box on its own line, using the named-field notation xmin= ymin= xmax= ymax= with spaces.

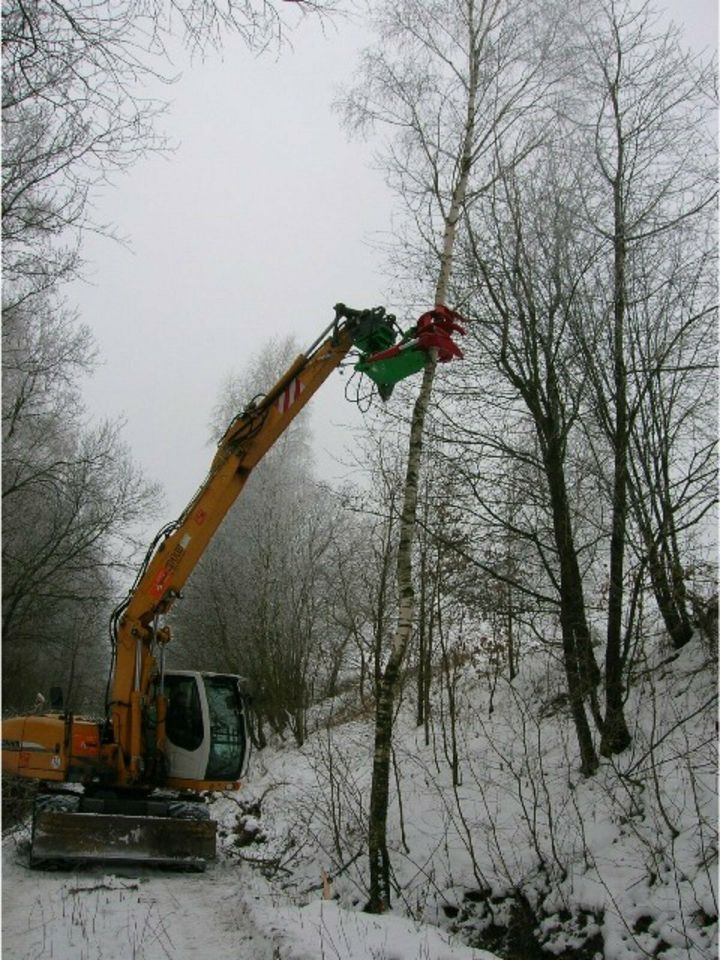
xmin=2 ymin=635 xmax=716 ymax=959
xmin=262 ymin=900 xmax=498 ymax=959
xmin=224 ymin=634 xmax=717 ymax=959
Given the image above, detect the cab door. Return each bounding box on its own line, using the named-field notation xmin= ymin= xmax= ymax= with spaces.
xmin=163 ymin=672 xmax=209 ymax=781
xmin=202 ymin=673 xmax=250 ymax=781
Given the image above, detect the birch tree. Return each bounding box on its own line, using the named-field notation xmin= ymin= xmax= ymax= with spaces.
xmin=342 ymin=0 xmax=552 ymax=912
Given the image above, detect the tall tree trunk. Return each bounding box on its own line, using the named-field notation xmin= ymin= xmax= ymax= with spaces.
xmin=542 ymin=435 xmax=599 ymax=776
xmin=366 ymin=131 xmax=475 ymax=913
xmin=628 ymin=445 xmax=694 ymax=651
xmin=366 ymin=360 xmax=437 ymax=912
xmin=647 ymin=544 xmax=693 ymax=650
xmin=601 ymin=80 xmax=632 ymax=757
xmin=416 ymin=537 xmax=429 ymax=729
xmin=365 ymin=0 xmax=482 ymax=913
xmin=506 ymin=584 xmax=517 ymax=681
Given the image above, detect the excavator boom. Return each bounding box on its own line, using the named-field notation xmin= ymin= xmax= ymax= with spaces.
xmin=109 ymin=306 xmax=397 ymax=784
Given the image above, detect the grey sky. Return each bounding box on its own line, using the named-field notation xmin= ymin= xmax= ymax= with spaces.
xmin=71 ymin=1 xmax=718 ymax=527
xmin=74 ymin=11 xmax=390 ymax=523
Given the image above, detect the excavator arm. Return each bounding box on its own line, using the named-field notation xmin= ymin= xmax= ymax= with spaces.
xmin=109 ymin=304 xmax=397 ymax=782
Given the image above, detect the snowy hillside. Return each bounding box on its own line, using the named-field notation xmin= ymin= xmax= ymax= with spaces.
xmin=219 ymin=633 xmax=717 ymax=959
xmin=2 ymin=634 xmax=717 ymax=960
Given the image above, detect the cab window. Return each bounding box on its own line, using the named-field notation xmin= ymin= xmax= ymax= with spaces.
xmin=165 ymin=675 xmax=204 ymax=752
xmin=204 ymin=676 xmax=246 ymax=779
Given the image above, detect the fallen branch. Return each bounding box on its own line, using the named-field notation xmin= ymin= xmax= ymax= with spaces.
xmin=68 ymin=881 xmax=140 ymax=894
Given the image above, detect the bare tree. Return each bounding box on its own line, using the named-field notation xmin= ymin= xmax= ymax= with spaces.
xmin=2 ymin=0 xmax=336 ymax=302
xmin=341 ymin=0 xmax=553 ymax=912
xmin=453 ymin=145 xmax=603 ymax=775
xmin=3 ymin=1 xmax=163 ymax=303
xmin=2 ymin=291 xmax=160 ymax=709
xmin=333 ymin=438 xmax=405 ymax=706
xmin=561 ymin=0 xmax=716 ymax=753
xmin=439 ymin=0 xmax=716 ymax=770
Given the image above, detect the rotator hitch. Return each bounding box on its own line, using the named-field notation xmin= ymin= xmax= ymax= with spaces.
xmin=336 ymin=302 xmax=467 ymax=400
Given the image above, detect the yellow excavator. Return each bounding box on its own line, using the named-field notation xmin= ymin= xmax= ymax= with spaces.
xmin=1 ymin=302 xmax=465 ymax=870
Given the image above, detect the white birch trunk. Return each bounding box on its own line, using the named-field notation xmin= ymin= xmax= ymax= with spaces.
xmin=366 ymin=28 xmax=479 ymax=911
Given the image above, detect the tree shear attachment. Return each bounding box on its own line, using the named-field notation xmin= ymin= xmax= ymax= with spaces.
xmin=354 ymin=304 xmax=467 ymax=399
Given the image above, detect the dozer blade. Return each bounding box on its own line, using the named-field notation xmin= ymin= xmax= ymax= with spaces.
xmin=31 ymin=811 xmax=216 ymax=871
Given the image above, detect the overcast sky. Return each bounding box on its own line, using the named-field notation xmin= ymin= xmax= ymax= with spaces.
xmin=70 ymin=0 xmax=718 ymax=527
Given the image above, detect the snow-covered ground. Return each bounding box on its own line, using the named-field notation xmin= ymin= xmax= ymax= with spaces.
xmin=2 ymin=788 xmax=496 ymax=958
xmin=1 ymin=853 xmax=276 ymax=959
xmin=1 ymin=834 xmax=494 ymax=959
xmin=3 ymin=634 xmax=717 ymax=959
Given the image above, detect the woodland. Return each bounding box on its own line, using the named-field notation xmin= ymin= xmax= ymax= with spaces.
xmin=2 ymin=0 xmax=717 ymax=956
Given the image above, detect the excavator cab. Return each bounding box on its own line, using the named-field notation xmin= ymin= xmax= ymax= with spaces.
xmin=161 ymin=671 xmax=250 ymax=785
